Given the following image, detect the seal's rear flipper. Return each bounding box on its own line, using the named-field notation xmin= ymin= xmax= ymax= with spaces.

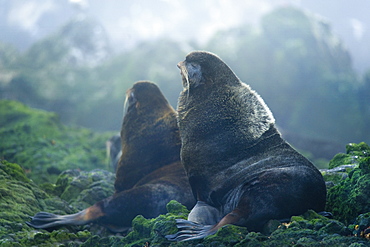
xmin=26 ymin=212 xmax=62 ymax=228
xmin=26 ymin=210 xmax=90 ymax=229
xmin=27 ymin=205 xmax=104 ymax=229
xmin=165 ymin=219 xmax=216 ymax=241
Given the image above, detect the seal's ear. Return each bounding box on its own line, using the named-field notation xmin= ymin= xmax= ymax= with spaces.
xmin=186 ymin=62 xmax=203 ymax=87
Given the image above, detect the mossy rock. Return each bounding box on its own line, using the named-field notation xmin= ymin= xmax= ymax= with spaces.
xmin=0 ymin=160 xmax=91 ymax=246
xmin=80 ymin=205 xmax=370 ymax=247
xmin=3 ymin=104 xmax=370 ymax=246
xmin=0 ymin=160 xmax=66 ymax=222
xmin=328 ymin=142 xmax=370 ymax=169
xmin=0 ymin=100 xmax=115 ymax=184
xmin=326 ymin=143 xmax=370 ymax=224
xmin=52 ymin=169 xmax=115 ymax=210
xmin=329 ymin=153 xmax=355 ymax=169
xmin=2 ymin=161 xmax=370 ymax=246
xmin=241 ymin=210 xmax=367 ymax=247
xmin=347 ymin=143 xmax=370 ymax=156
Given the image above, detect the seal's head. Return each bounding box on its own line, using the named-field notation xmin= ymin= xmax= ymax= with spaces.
xmin=124 ymin=81 xmax=170 ymax=117
xmin=177 ymin=51 xmax=240 ymax=92
xmin=176 ymin=51 xmax=274 ymax=144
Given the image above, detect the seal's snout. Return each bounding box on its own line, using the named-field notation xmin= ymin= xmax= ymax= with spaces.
xmin=177 ymin=61 xmax=184 ymax=69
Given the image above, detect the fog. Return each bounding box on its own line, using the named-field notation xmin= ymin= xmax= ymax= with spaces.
xmin=1 ymin=0 xmax=370 ymax=162
xmin=1 ymin=0 xmax=369 ymax=72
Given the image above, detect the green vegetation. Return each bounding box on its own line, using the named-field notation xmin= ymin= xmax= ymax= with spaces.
xmin=0 ymin=100 xmax=114 ymax=184
xmin=1 ymin=5 xmax=370 ymax=247
xmin=326 ymin=143 xmax=370 ymax=224
xmin=0 ymin=6 xmax=369 ymax=148
xmin=1 ymin=105 xmax=370 ymax=245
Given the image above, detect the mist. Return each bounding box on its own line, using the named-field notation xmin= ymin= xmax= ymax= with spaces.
xmin=1 ymin=0 xmax=369 ymax=72
xmin=1 ymin=0 xmax=370 ymax=163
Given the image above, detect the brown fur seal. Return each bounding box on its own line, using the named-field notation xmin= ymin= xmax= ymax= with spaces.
xmin=166 ymin=51 xmax=327 ymax=241
xmin=27 ymin=81 xmax=195 ymax=232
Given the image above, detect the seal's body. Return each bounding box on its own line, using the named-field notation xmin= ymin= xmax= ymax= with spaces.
xmin=28 ymin=81 xmax=195 ymax=232
xmin=167 ymin=51 xmax=326 ymax=241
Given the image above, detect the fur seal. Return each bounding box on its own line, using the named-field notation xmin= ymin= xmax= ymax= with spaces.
xmin=166 ymin=51 xmax=327 ymax=241
xmin=27 ymin=81 xmax=195 ymax=232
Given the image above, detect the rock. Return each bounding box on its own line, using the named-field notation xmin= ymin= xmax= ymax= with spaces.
xmin=325 ymin=142 xmax=370 ymax=224
xmin=2 ymin=101 xmax=370 ymax=246
xmin=328 ymin=143 xmax=370 ymax=169
xmin=350 ymin=213 xmax=370 ymax=239
xmin=77 ymin=204 xmax=370 ymax=247
xmin=2 ymin=154 xmax=370 ymax=246
xmin=0 ymin=160 xmax=90 ymax=246
xmin=53 ymin=169 xmax=115 ymax=211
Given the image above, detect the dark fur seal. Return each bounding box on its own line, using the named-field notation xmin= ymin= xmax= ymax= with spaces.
xmin=166 ymin=51 xmax=327 ymax=241
xmin=27 ymin=81 xmax=195 ymax=232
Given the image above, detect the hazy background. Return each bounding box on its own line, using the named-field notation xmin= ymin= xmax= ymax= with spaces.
xmin=1 ymin=0 xmax=370 ymax=165
xmin=1 ymin=0 xmax=370 ymax=72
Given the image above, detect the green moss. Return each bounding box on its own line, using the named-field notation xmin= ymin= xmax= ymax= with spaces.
xmin=166 ymin=200 xmax=190 ymax=216
xmin=0 ymin=100 xmax=61 ymax=136
xmin=0 ymin=100 xmax=115 ymax=185
xmin=203 ymin=225 xmax=248 ymax=246
xmin=0 ymin=160 xmax=30 ymax=183
xmin=0 ymin=159 xmax=94 ymax=246
xmin=328 ymin=142 xmax=370 ymax=169
xmin=326 ymin=142 xmax=370 ymax=224
xmin=329 ymin=153 xmax=353 ymax=169
xmin=359 ymin=157 xmax=370 ymax=174
xmin=346 ymin=143 xmax=370 ymax=155
xmin=50 ymin=230 xmax=77 ymax=241
xmin=2 ymin=103 xmax=370 ymax=246
xmin=0 ymin=160 xmax=45 ymax=222
xmin=78 ymin=202 xmax=370 ymax=247
xmin=51 ymin=169 xmax=115 ymax=211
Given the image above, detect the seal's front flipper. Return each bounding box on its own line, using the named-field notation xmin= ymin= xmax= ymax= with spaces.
xmin=165 ymin=219 xmax=216 ymax=241
xmin=167 ymin=205 xmax=247 ymax=241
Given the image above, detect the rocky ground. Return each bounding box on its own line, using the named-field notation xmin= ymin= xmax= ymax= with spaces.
xmin=1 ymin=100 xmax=370 ymax=247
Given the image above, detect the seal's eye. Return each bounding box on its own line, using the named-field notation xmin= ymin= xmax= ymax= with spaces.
xmin=189 ymin=63 xmax=198 ymax=69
